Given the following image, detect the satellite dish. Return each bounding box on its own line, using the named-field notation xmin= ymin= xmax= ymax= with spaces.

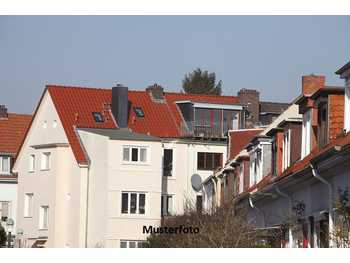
xmin=191 ymin=174 xmax=202 ymax=192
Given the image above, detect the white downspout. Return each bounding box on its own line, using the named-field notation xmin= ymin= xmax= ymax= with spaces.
xmin=276 ymin=187 xmax=293 ymax=248
xmin=310 ymin=163 xmax=334 ymax=248
xmin=249 ymin=195 xmax=265 ymax=227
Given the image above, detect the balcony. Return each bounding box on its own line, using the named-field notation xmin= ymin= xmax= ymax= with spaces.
xmin=180 ymin=121 xmax=228 ymax=138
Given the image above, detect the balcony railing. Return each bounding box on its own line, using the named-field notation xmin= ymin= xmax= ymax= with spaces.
xmin=180 ymin=121 xmax=227 ymax=138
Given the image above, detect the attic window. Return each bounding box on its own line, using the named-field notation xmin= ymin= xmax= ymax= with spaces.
xmin=92 ymin=112 xmax=104 ymax=123
xmin=133 ymin=107 xmax=145 ymax=118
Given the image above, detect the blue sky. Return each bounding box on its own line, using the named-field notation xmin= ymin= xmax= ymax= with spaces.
xmin=0 ymin=16 xmax=349 ymax=114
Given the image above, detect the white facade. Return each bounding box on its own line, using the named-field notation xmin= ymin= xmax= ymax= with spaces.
xmin=161 ymin=140 xmax=227 ymax=214
xmin=0 ymin=182 xmax=17 ymax=234
xmin=14 ymin=90 xmax=162 ymax=247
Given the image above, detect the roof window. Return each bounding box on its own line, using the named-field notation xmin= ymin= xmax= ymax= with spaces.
xmin=92 ymin=112 xmax=104 ymax=123
xmin=133 ymin=107 xmax=145 ymax=118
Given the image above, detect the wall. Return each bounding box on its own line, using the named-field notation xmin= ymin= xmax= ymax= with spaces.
xmin=14 ymin=91 xmax=83 ymax=248
xmin=78 ymin=130 xmax=162 ymax=248
xmin=162 ymin=140 xmax=227 ymax=214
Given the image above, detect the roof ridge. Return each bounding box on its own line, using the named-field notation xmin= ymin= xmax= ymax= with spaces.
xmin=164 ymin=91 xmax=237 ymax=98
xmin=7 ymin=113 xmax=32 ymax=117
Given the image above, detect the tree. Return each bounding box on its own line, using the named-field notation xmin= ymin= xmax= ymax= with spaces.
xmin=0 ymin=225 xmax=6 ymax=247
xmin=182 ymin=68 xmax=222 ymax=95
xmin=146 ymin=202 xmax=273 ymax=248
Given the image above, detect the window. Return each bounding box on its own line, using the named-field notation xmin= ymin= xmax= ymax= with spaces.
xmin=121 ymin=192 xmax=146 ymax=215
xmin=92 ymin=112 xmax=104 ymax=123
xmin=41 ymin=152 xmax=51 ymax=170
xmin=197 ymin=152 xmax=222 ymax=170
xmin=24 ymin=193 xmax=33 ymax=217
xmin=318 ymin=102 xmax=328 ymax=148
xmin=39 ymin=206 xmax=49 ymax=229
xmin=133 ymin=107 xmax=145 ymax=118
xmin=344 ymin=86 xmax=350 ymax=133
xmin=0 ymin=201 xmax=10 ymax=222
xmin=29 ymin=154 xmax=35 ymax=172
xmin=120 ymin=240 xmax=147 ymax=248
xmin=282 ymin=129 xmax=291 ymax=171
xmin=301 ymin=110 xmax=312 ymax=158
xmin=0 ymin=155 xmax=10 ymax=174
xmin=161 ymin=195 xmax=173 ymax=216
xmin=163 ymin=149 xmax=173 ymax=177
xmin=122 ymin=146 xmax=148 ymax=163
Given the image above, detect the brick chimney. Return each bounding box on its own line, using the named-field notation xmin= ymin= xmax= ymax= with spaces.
xmin=146 ymin=83 xmax=165 ymax=103
xmin=0 ymin=105 xmax=8 ymax=119
xmin=302 ymin=75 xmax=325 ymax=96
xmin=238 ymin=89 xmax=260 ymax=128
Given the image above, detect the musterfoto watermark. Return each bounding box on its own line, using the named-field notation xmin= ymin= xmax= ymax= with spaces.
xmin=143 ymin=225 xmax=200 ymax=235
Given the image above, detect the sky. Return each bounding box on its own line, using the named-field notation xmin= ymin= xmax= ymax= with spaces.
xmin=0 ymin=16 xmax=349 ymax=114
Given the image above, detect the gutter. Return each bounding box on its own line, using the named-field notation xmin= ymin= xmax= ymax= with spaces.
xmin=310 ymin=163 xmax=334 ymax=248
xmin=275 ymin=187 xmax=293 ymax=248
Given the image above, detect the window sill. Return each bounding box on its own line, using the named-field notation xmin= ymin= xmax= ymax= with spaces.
xmin=24 ymin=216 xmax=33 ymax=218
xmin=40 ymin=169 xmax=51 ymax=172
xmin=28 ymin=170 xmax=35 ymax=173
xmin=38 ymin=228 xmax=48 ymax=231
xmin=121 ymin=162 xmax=151 ymax=166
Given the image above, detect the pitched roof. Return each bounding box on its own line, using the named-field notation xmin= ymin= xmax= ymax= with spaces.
xmin=228 ymin=129 xmax=263 ymax=159
xmin=46 ymin=85 xmax=239 ymax=165
xmin=0 ymin=113 xmax=32 ymax=155
xmin=259 ymin=101 xmax=290 ymax=114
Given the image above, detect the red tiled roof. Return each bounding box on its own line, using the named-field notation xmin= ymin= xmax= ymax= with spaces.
xmin=228 ymin=129 xmax=263 ymax=159
xmin=45 ymin=85 xmax=239 ymax=165
xmin=0 ymin=113 xmax=32 ymax=155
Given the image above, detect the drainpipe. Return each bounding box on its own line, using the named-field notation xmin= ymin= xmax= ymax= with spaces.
xmin=211 ymin=177 xmax=218 ymax=210
xmin=275 ymin=187 xmax=293 ymax=248
xmin=310 ymin=163 xmax=334 ymax=248
xmin=249 ymin=195 xmax=265 ymax=227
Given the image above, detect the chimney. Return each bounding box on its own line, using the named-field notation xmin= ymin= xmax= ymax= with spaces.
xmin=238 ymin=89 xmax=260 ymax=128
xmin=0 ymin=105 xmax=8 ymax=119
xmin=146 ymin=83 xmax=165 ymax=103
xmin=302 ymin=75 xmax=325 ymax=96
xmin=111 ymin=84 xmax=128 ymax=128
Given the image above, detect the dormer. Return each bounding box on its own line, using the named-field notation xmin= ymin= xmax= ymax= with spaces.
xmin=295 ymin=75 xmax=325 ymax=158
xmin=336 ymin=61 xmax=350 ymax=133
xmin=310 ymin=86 xmax=344 ymax=149
xmin=176 ymin=101 xmax=243 ymax=138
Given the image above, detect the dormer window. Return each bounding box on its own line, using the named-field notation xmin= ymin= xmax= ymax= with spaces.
xmin=317 ymin=102 xmax=328 ymax=148
xmin=133 ymin=107 xmax=145 ymax=118
xmin=301 ymin=109 xmax=312 ymax=158
xmin=92 ymin=112 xmax=104 ymax=123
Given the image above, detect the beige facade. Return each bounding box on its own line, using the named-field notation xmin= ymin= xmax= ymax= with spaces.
xmin=14 ymin=91 xmax=162 ymax=248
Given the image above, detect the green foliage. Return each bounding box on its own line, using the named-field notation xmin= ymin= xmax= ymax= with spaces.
xmin=0 ymin=225 xmax=6 ymax=247
xmin=182 ymin=68 xmax=222 ymax=95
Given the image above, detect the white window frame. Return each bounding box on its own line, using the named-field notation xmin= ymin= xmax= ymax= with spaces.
xmin=120 ymin=240 xmax=147 ymax=248
xmin=29 ymin=154 xmax=35 ymax=172
xmin=24 ymin=193 xmax=33 ymax=218
xmin=40 ymin=152 xmax=51 ymax=171
xmin=122 ymin=146 xmax=149 ymax=164
xmin=282 ymin=129 xmax=291 ymax=171
xmin=121 ymin=192 xmax=147 ymax=215
xmin=0 ymin=155 xmax=11 ymax=175
xmin=161 ymin=194 xmax=174 ymax=216
xmin=39 ymin=205 xmax=49 ymax=230
xmin=344 ymin=86 xmax=350 ymax=133
xmin=301 ymin=109 xmax=312 ymax=158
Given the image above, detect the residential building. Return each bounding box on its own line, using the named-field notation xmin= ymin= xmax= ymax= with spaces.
xmin=14 ymin=83 xmax=254 ymax=247
xmin=232 ymin=71 xmax=350 ymax=248
xmin=0 ymin=105 xmax=31 ymax=239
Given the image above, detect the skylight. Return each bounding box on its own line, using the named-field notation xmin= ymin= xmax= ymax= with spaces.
xmin=133 ymin=107 xmax=145 ymax=118
xmin=92 ymin=112 xmax=104 ymax=123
